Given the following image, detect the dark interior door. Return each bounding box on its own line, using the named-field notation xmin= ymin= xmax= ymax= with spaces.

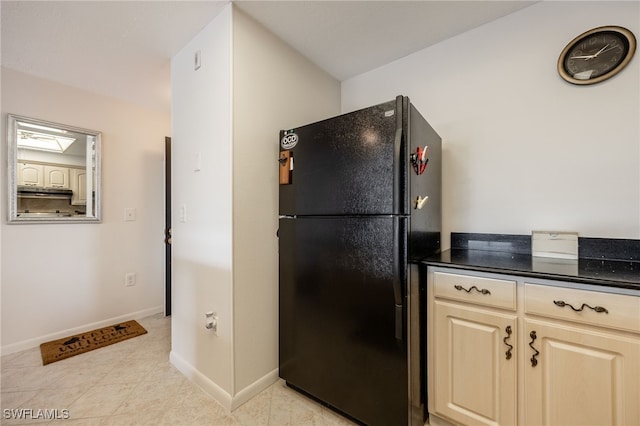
xmin=164 ymin=136 xmax=171 ymax=316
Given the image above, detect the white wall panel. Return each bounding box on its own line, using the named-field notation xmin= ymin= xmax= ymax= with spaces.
xmin=342 ymin=1 xmax=640 ymax=245
xmin=1 ymin=68 xmax=168 ymax=353
xmin=170 ymin=6 xmax=234 ymax=394
xmin=232 ymin=7 xmax=340 ymax=395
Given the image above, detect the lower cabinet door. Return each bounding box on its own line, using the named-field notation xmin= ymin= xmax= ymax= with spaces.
xmin=523 ymin=319 xmax=640 ymax=426
xmin=433 ymin=300 xmax=517 ymax=426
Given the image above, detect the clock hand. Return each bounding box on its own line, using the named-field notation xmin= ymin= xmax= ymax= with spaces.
xmin=571 ymin=43 xmax=613 ymax=60
xmin=570 ymin=54 xmax=595 ymax=59
xmin=597 ymin=45 xmax=619 ymax=55
xmin=592 ymin=44 xmax=610 ymax=58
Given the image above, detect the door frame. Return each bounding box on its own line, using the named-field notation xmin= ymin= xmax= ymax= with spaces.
xmin=164 ymin=136 xmax=171 ymax=316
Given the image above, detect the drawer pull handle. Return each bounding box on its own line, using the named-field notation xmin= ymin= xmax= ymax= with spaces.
xmin=553 ymin=300 xmax=609 ymax=314
xmin=529 ymin=331 xmax=539 ymax=367
xmin=454 ymin=285 xmax=491 ymax=295
xmin=504 ymin=325 xmax=513 ymax=360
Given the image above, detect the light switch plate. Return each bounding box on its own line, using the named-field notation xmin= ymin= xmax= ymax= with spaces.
xmin=194 ymin=50 xmax=201 ymax=70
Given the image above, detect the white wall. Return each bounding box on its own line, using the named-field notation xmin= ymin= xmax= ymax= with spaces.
xmin=170 ymin=6 xmax=235 ymax=400
xmin=232 ymin=7 xmax=340 ymax=399
xmin=1 ymin=68 xmax=169 ymax=354
xmin=342 ymin=1 xmax=640 ymax=247
xmin=170 ymin=4 xmax=340 ymax=409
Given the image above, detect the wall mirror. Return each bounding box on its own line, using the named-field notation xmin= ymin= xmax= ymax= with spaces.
xmin=7 ymin=114 xmax=101 ymax=223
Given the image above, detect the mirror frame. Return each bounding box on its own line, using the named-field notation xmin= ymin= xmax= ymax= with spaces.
xmin=7 ymin=114 xmax=102 ymax=224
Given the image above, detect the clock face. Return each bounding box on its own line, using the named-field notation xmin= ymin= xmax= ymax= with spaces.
xmin=558 ymin=26 xmax=636 ymax=85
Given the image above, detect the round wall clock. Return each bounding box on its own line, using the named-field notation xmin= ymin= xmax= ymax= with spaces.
xmin=558 ymin=26 xmax=636 ymax=85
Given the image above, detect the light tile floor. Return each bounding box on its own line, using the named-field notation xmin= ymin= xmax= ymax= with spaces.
xmin=1 ymin=314 xmax=357 ymax=425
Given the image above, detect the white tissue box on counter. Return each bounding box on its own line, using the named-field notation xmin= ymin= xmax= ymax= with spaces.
xmin=532 ymin=231 xmax=579 ymax=260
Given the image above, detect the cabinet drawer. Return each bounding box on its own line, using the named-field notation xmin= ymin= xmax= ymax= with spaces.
xmin=525 ymin=283 xmax=640 ymax=333
xmin=433 ymin=271 xmax=516 ymax=310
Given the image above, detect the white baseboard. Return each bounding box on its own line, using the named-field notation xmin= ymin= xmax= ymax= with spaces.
xmin=169 ymin=350 xmax=279 ymax=412
xmin=0 ymin=306 xmax=163 ymax=356
xmin=231 ymin=368 xmax=279 ymax=411
xmin=170 ymin=350 xmax=233 ymax=410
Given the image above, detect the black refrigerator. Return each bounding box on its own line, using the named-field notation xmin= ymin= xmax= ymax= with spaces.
xmin=278 ymin=95 xmax=441 ymax=426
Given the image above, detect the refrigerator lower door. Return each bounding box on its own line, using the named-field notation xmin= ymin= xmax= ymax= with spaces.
xmin=279 ymin=216 xmax=408 ymax=426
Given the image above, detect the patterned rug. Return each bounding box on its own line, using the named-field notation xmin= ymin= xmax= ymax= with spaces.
xmin=39 ymin=320 xmax=147 ymax=365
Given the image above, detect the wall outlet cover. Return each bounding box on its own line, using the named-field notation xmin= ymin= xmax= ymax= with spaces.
xmin=124 ymin=208 xmax=136 ymax=221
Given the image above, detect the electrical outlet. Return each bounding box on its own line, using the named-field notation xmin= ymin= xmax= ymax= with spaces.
xmin=125 ymin=272 xmax=136 ymax=286
xmin=124 ymin=208 xmax=136 ymax=221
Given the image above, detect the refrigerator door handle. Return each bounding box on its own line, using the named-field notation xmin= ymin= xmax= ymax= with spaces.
xmin=393 ymin=218 xmax=408 ymax=341
xmin=393 ymin=127 xmax=403 ymax=215
xmin=392 ymin=273 xmax=404 ymax=341
xmin=394 ymin=304 xmax=403 ymax=341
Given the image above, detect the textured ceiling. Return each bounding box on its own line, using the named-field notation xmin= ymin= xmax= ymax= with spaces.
xmin=1 ymin=1 xmax=536 ymax=113
xmin=1 ymin=0 xmax=228 ymax=113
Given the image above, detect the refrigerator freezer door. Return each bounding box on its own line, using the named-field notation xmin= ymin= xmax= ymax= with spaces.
xmin=279 ymin=98 xmax=406 ymax=216
xmin=279 ymin=216 xmax=408 ymax=426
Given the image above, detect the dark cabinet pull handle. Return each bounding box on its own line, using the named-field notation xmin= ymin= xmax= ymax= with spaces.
xmin=529 ymin=331 xmax=539 ymax=367
xmin=454 ymin=285 xmax=491 ymax=295
xmin=553 ymin=300 xmax=608 ymax=314
xmin=504 ymin=325 xmax=513 ymax=360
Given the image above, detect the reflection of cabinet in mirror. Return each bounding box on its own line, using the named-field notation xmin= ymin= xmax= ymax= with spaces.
xmin=70 ymin=168 xmax=87 ymax=205
xmin=8 ymin=114 xmax=101 ymax=223
xmin=44 ymin=165 xmax=70 ymax=189
xmin=16 ymin=161 xmax=86 ymax=213
xmin=18 ymin=162 xmax=74 ymax=190
xmin=18 ymin=162 xmax=44 ymax=186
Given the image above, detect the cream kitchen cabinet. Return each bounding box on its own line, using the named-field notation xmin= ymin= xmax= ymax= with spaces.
xmin=17 ymin=162 xmax=44 ymax=186
xmin=18 ymin=162 xmax=70 ymax=189
xmin=43 ymin=165 xmax=69 ymax=189
xmin=70 ymin=167 xmax=87 ymax=205
xmin=430 ymin=270 xmax=518 ymax=426
xmin=523 ymin=284 xmax=640 ymax=426
xmin=427 ymin=267 xmax=640 ymax=426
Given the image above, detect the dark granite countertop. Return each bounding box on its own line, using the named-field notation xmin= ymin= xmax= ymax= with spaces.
xmin=422 ymin=233 xmax=640 ymax=292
